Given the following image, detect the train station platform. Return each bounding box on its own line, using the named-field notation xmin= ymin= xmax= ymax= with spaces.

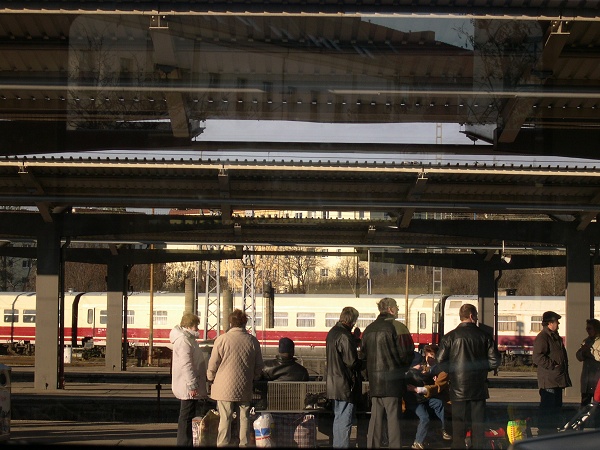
xmin=3 ymin=364 xmax=583 ymax=447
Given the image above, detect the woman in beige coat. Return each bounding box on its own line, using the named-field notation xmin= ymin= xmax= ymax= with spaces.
xmin=207 ymin=309 xmax=264 ymax=447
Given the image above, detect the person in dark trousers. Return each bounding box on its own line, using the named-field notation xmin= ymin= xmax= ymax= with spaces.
xmin=437 ymin=303 xmax=501 ymax=450
xmin=325 ymin=306 xmax=362 ymax=448
xmin=361 ymin=297 xmax=414 ymax=449
xmin=169 ymin=312 xmax=208 ymax=447
xmin=262 ymin=337 xmax=310 ymax=381
xmin=575 ymin=318 xmax=600 ymax=406
xmin=533 ymin=310 xmax=572 ymax=435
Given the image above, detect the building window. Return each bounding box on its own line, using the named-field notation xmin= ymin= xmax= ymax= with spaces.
xmin=356 ymin=313 xmax=376 ymax=329
xmin=274 ymin=312 xmax=288 ymax=327
xmin=295 ymin=212 xmax=303 ymax=219
xmin=531 ymin=315 xmax=543 ymax=332
xmin=153 ymin=310 xmax=168 ymax=325
xmin=296 ymin=312 xmax=315 ymax=327
xmin=358 ymin=267 xmax=366 ymax=277
xmin=321 ymin=249 xmax=328 ymax=257
xmin=3 ymin=309 xmax=18 ymax=323
xmin=23 ymin=309 xmax=36 ymax=323
xmin=325 ymin=313 xmax=338 ymax=327
xmin=320 ymin=268 xmax=328 ymax=277
xmin=498 ymin=315 xmax=517 ymax=331
xmin=336 ymin=268 xmax=342 ymax=277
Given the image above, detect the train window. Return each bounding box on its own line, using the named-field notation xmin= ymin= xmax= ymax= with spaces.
xmin=448 ymin=301 xmax=463 ymax=309
xmin=3 ymin=309 xmax=18 ymax=323
xmin=274 ymin=312 xmax=288 ymax=327
xmin=248 ymin=312 xmax=262 ymax=327
xmin=153 ymin=310 xmax=168 ymax=325
xmin=23 ymin=309 xmax=36 ymax=323
xmin=296 ymin=312 xmax=315 ymax=327
xmin=531 ymin=315 xmax=543 ymax=332
xmin=99 ymin=310 xmax=107 ymax=325
xmin=87 ymin=309 xmax=93 ymax=324
xmin=498 ymin=315 xmax=517 ymax=332
xmin=325 ymin=313 xmax=338 ymax=327
xmin=419 ymin=313 xmax=427 ymax=330
xmin=126 ymin=310 xmax=134 ymax=325
xmin=356 ymin=313 xmax=376 ymax=329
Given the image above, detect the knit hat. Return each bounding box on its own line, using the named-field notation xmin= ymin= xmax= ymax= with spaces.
xmin=278 ymin=337 xmax=294 ymax=355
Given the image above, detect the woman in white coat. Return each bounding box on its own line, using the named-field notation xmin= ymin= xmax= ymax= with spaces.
xmin=170 ymin=312 xmax=208 ymax=446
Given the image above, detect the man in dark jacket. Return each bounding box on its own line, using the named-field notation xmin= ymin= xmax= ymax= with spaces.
xmin=361 ymin=297 xmax=414 ymax=448
xmin=262 ymin=337 xmax=309 ymax=381
xmin=326 ymin=306 xmax=361 ymax=448
xmin=437 ymin=303 xmax=501 ymax=450
xmin=533 ymin=310 xmax=572 ymax=435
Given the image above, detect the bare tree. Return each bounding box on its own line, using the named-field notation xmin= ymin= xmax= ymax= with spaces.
xmin=278 ymin=251 xmax=321 ymax=294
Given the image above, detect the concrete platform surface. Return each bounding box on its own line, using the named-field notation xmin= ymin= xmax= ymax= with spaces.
xmin=8 ymin=420 xmax=177 ymax=447
xmin=1 ymin=367 xmax=585 ymax=447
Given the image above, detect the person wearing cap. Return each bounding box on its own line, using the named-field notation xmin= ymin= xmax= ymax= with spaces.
xmin=261 ymin=337 xmax=310 ymax=381
xmin=532 ymin=310 xmax=572 ymax=435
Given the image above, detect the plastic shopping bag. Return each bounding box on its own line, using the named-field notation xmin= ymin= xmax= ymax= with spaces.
xmin=253 ymin=412 xmax=276 ymax=447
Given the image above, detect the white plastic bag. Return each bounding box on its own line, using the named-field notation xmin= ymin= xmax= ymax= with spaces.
xmin=253 ymin=412 xmax=275 ymax=447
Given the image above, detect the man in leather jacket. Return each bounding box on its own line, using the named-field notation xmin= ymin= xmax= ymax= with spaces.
xmin=261 ymin=337 xmax=310 ymax=381
xmin=436 ymin=303 xmax=501 ymax=450
xmin=361 ymin=297 xmax=414 ymax=448
xmin=326 ymin=306 xmax=361 ymax=448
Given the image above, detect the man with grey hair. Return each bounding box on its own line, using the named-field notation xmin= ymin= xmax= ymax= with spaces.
xmin=361 ymin=297 xmax=414 ymax=448
xmin=326 ymin=306 xmax=362 ymax=448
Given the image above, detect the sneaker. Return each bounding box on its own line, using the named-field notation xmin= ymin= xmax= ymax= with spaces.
xmin=442 ymin=430 xmax=452 ymax=440
xmin=411 ymin=442 xmax=425 ymax=450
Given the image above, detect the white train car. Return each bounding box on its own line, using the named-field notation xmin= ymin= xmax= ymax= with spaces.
xmin=1 ymin=291 xmax=595 ymax=362
xmin=0 ymin=291 xmax=437 ymax=355
xmin=443 ymin=295 xmax=575 ymax=364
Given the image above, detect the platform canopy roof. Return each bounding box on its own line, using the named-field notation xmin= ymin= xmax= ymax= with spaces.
xmin=1 ymin=1 xmax=600 ymax=159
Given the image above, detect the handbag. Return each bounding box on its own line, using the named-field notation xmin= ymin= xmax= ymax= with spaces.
xmin=192 ymin=409 xmax=219 ymax=447
xmin=304 ymin=392 xmax=332 ymax=410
